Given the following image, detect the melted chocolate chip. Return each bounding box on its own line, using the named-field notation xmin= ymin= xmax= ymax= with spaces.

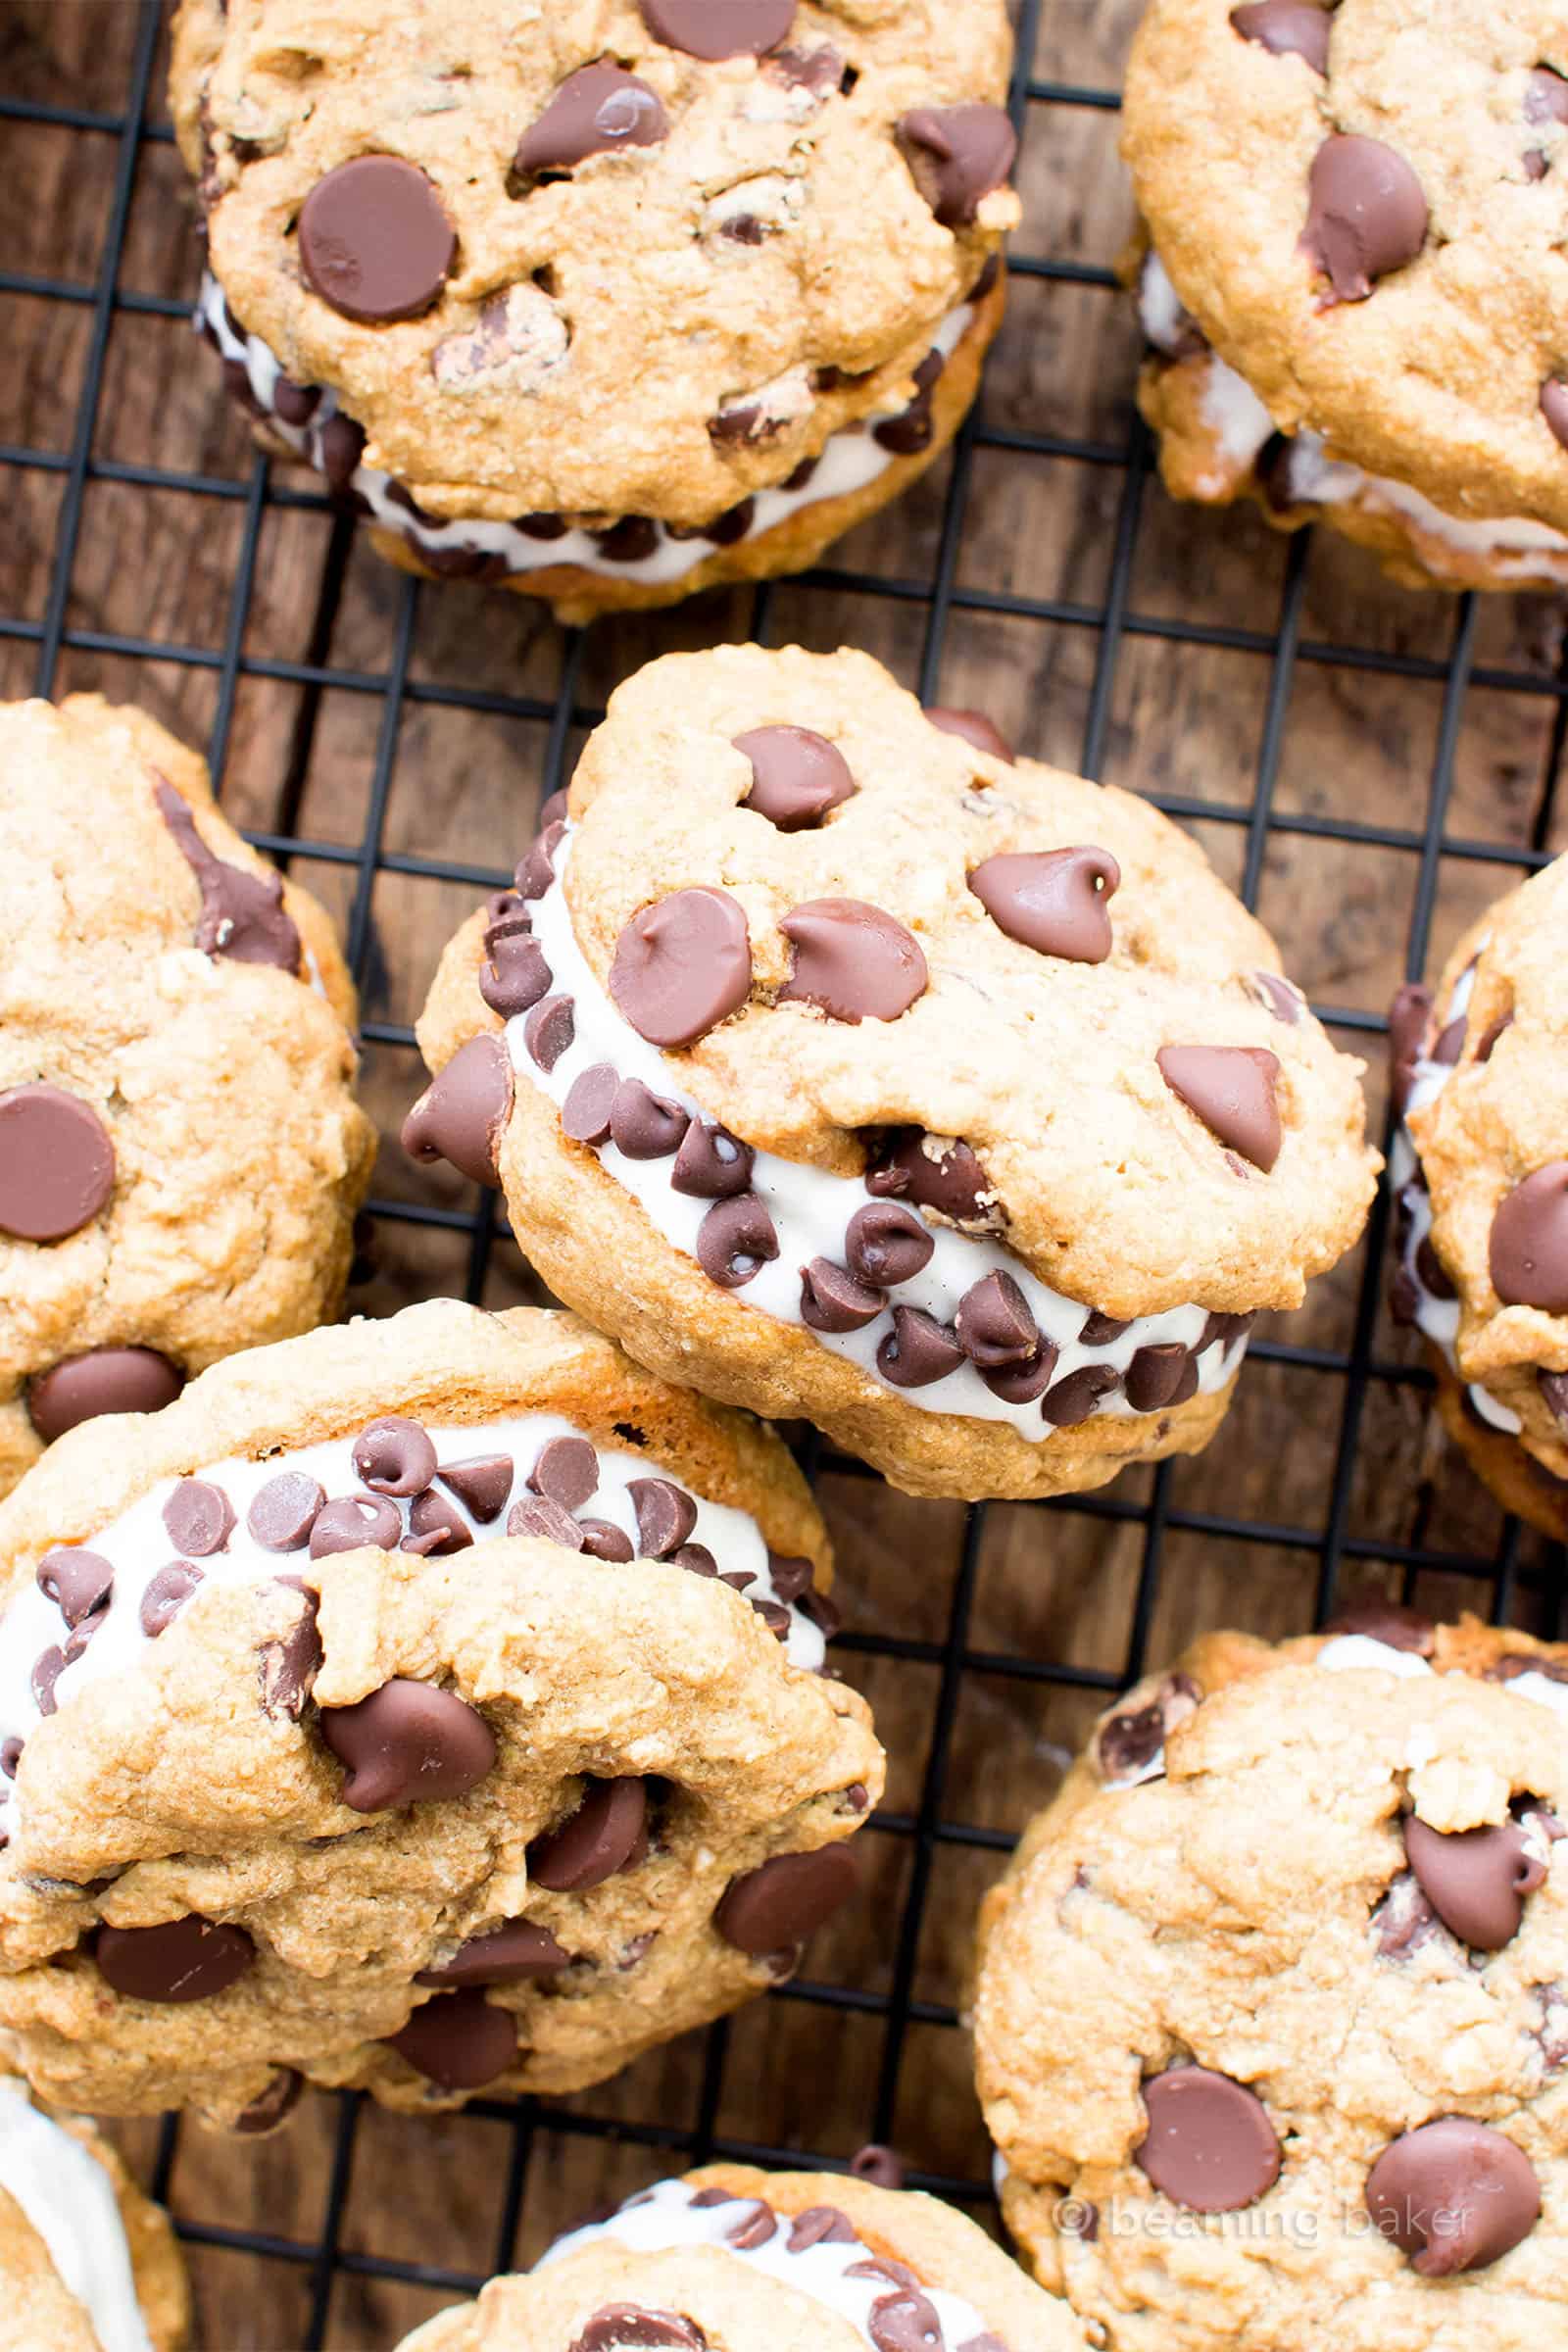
xmin=735 ymin=725 xmax=856 ymax=831
xmin=258 ymin=1585 xmax=322 ymax=1719
xmin=865 ymin=1131 xmax=999 ymax=1224
xmin=319 ymin=1679 xmax=497 ymax=1811
xmin=1229 ymin=0 xmax=1331 ymax=71
xmin=27 ymin=1347 xmax=182 ymax=1442
xmin=1402 ymin=1816 xmax=1548 ymax=1951
xmin=401 ymin=1036 xmax=514 ymax=1187
xmin=610 ymin=891 xmax=753 ymax=1047
xmin=153 ymin=779 xmax=301 ymax=972
xmin=968 ymin=848 xmax=1121 ymax=963
xmin=1365 ymin=2120 xmax=1540 ymax=2276
xmin=514 ymin=64 xmax=666 ymax=178
xmin=247 ymin=1471 xmax=325 ymax=1553
xmin=416 ymin=1918 xmax=571 ymax=1987
xmin=926 ymin=706 xmax=1013 ymax=762
xmin=639 ymin=0 xmax=795 ymax=59
xmin=714 ymin=1844 xmax=858 ymax=1954
xmin=778 ymin=900 xmax=927 ymax=1023
xmin=1158 ymin=1045 xmax=1283 ymax=1171
xmin=1491 ymin=1163 xmax=1568 ymax=1311
xmin=1301 ymin=134 xmax=1428 ymax=303
xmin=0 ymin=1084 xmax=116 ymax=1242
xmin=97 ymin=1915 xmax=255 ymax=2005
xmin=896 ymin=104 xmax=1017 ymax=226
xmin=529 ymin=1779 xmax=647 ymax=1890
xmin=299 ymin=156 xmax=455 ymax=324
xmin=1136 ymin=2067 xmax=1282 ymax=2213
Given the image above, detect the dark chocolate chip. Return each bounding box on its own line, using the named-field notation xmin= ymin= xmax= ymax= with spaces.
xmin=514 ymin=64 xmax=666 ymax=179
xmin=309 ymin=1494 xmax=403 ymax=1557
xmin=353 ymin=1415 xmax=437 ymax=1497
xmin=141 ymin=1561 xmax=204 ymax=1639
xmin=416 ymin=1918 xmax=571 ymax=1987
xmin=672 ymin=1541 xmax=719 ymax=1577
xmin=97 ymin=1916 xmax=254 ymax=2005
xmin=1365 ymin=2119 xmax=1540 ymax=2275
xmin=507 ymin=1494 xmax=587 ymax=1547
xmin=579 ymin=1517 xmax=635 ymax=1562
xmin=1041 ymin=1364 xmax=1121 ymax=1427
xmin=865 ymin=1131 xmax=998 ymax=1224
xmin=0 ymin=1084 xmax=116 ymax=1242
xmin=273 ymin=376 xmax=320 ymax=425
xmin=299 ymin=155 xmax=455 ymax=323
xmin=981 ymin=1345 xmax=1059 ymax=1403
xmin=1158 ymin=1045 xmax=1283 ymax=1171
xmin=926 ymin=707 xmax=1013 ymax=763
xmin=258 ymin=1585 xmax=322 ymax=1718
xmin=593 ymin=515 xmax=662 ymax=564
xmin=968 ymin=848 xmax=1121 ymax=963
xmin=153 ymin=778 xmax=301 ymax=972
xmin=1322 ymin=1600 xmax=1435 ymax=1654
xmin=1543 ymin=380 xmax=1568 ymax=451
xmin=734 ymin=725 xmax=856 ymax=831
xmin=570 ymin=2311 xmax=706 ymax=2352
xmin=528 ymin=1436 xmax=599 ymax=1512
xmin=610 ymin=1078 xmax=691 ymax=1160
xmin=1136 ymin=2067 xmax=1282 ymax=2212
xmin=480 ymin=931 xmax=553 ymax=1019
xmin=778 ymin=900 xmax=927 ymax=1023
xmin=896 ymin=105 xmax=1017 ymax=226
xmin=36 ymin=1547 xmax=114 ymax=1629
xmin=529 ymin=1778 xmax=647 ymax=1890
xmin=233 ymin=2068 xmax=305 ymax=2135
xmin=436 ymin=1455 xmax=514 ymax=1522
xmin=1491 ymin=1162 xmax=1568 ymax=1311
xmin=515 ymin=819 xmax=566 ymax=902
xmin=788 ymin=2204 xmax=858 ymax=2250
xmin=1125 ymin=1344 xmax=1197 ymax=1413
xmin=1301 ymin=134 xmax=1428 ymax=303
xmin=628 ymin=1477 xmax=698 ymax=1558
xmin=1081 ymin=1310 xmax=1130 ymax=1347
xmin=385 ymin=1988 xmax=517 ymax=2090
xmin=403 ymin=1490 xmax=473 ymax=1556
xmin=247 ymin=1471 xmax=326 ymax=1553
xmin=714 ymin=1844 xmax=858 ymax=1954
xmin=162 ymin=1479 xmax=234 ymax=1556
xmin=845 ymin=1201 xmax=933 ymax=1288
xmin=1402 ymin=1816 xmax=1547 ymax=1951
xmin=610 ymin=891 xmax=753 ymax=1048
xmin=876 ymin=1305 xmax=965 ymax=1388
xmin=955 ymin=1270 xmax=1038 ymax=1368
xmin=801 ymin=1258 xmax=886 ymax=1333
xmin=1229 ymin=0 xmax=1331 ymax=72
xmin=401 ymin=1035 xmax=514 ymax=1187
xmin=27 ymin=1347 xmax=182 ymax=1443
xmin=523 ymin=993 xmax=576 ymax=1072
xmin=320 ymin=1679 xmax=496 ymax=1811
xmin=317 ymin=412 xmax=367 ymax=494
xmin=671 ymin=1121 xmax=755 ymax=1199
xmin=851 ymin=2144 xmax=906 ymax=2190
xmin=697 ymin=1193 xmax=778 ymax=1288
xmin=1388 ymin=980 xmax=1435 ymax=1117
xmin=640 ymin=0 xmax=795 ymax=58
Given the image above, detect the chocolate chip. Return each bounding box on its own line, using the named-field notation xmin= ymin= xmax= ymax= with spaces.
xmin=1475 ymin=1013 xmax=1513 ymax=1063
xmin=955 ymin=1271 xmax=1039 ymax=1368
xmin=385 ymin=1988 xmax=517 ymax=2090
xmin=734 ymin=726 xmax=855 ymax=831
xmin=609 ymin=891 xmax=753 ymax=1049
xmin=0 ymin=1740 xmax=21 ymax=1781
xmin=1541 ymin=1369 xmax=1568 ymax=1433
xmin=31 ymin=1648 xmax=67 ymax=1715
xmin=926 ymin=707 xmax=1013 ymax=762
xmin=1229 ymin=0 xmax=1330 ymax=71
xmin=233 ymin=2069 xmax=304 ymax=2135
xmin=528 ymin=1436 xmax=599 ymax=1511
xmin=580 ymin=1517 xmax=635 ymax=1562
xmin=671 ymin=1121 xmax=755 ymax=1198
xmin=507 ymin=1494 xmax=586 ymax=1548
xmin=273 ymin=376 xmax=320 ymax=426
xmin=1124 ymin=1344 xmax=1197 ymax=1412
xmin=416 ymin=1918 xmax=570 ymax=1987
xmin=1041 ymin=1364 xmax=1121 ymax=1426
xmin=570 ymin=2312 xmax=706 ymax=2352
xmin=876 ymin=1305 xmax=965 ymax=1388
xmin=1365 ymin=2119 xmax=1540 ymax=2275
xmin=1387 ymin=981 xmax=1434 ymax=1116
xmin=1544 ymin=380 xmax=1568 ymax=453
xmin=610 ymin=1078 xmax=691 ymax=1160
xmin=320 ymin=1679 xmax=496 ymax=1811
xmin=435 ymin=1455 xmax=514 ymax=1522
xmin=801 ymin=1258 xmax=886 ymax=1333
xmin=725 ymin=2198 xmax=777 ymax=2250
xmin=259 ymin=1586 xmax=322 ymax=1719
xmin=309 ymin=1494 xmax=403 ymax=1557
xmin=896 ymin=105 xmax=1017 ymax=226
xmin=529 ymin=1778 xmax=647 ymax=1890
xmin=788 ymin=2204 xmax=858 ymax=2250
xmin=872 ymin=358 xmax=941 ymax=457
xmin=981 ymin=1345 xmax=1059 ymax=1403
xmin=159 ymin=1479 xmax=234 ymax=1557
xmin=401 ymin=1036 xmax=514 ymax=1188
xmin=968 ymin=848 xmax=1121 ymax=964
xmin=403 ymin=1490 xmax=473 ymax=1556
xmin=153 ymin=778 xmax=301 ymax=973
xmin=778 ymin=900 xmax=927 ymax=1023
xmin=628 ymin=1477 xmax=698 ymax=1558
xmin=698 ymin=1193 xmax=778 ymax=1288
xmin=868 ymin=2289 xmax=944 ymax=2351
xmin=714 ymin=1844 xmax=858 ymax=1954
xmin=27 ymin=1347 xmax=182 ymax=1443
xmin=0 ymin=1080 xmax=116 ymax=1245
xmin=299 ymin=155 xmax=455 ymax=323
xmin=1525 ymin=67 xmax=1568 ymax=177
xmin=36 ymin=1547 xmax=114 ymax=1629
xmin=1492 ymin=1162 xmax=1568 ymax=1310
xmin=850 ymin=2144 xmax=906 ymax=2190
xmin=515 ymin=819 xmax=566 ymax=902
xmin=523 ymin=993 xmax=575 ymax=1072
xmin=317 ymin=413 xmax=367 ymax=494
xmin=1158 ymin=1045 xmax=1282 ymax=1171
xmin=1136 ymin=2066 xmax=1282 ymax=2212
xmin=1402 ymin=1816 xmax=1547 ymax=1952
xmin=140 ymin=1561 xmax=203 ymax=1639
xmin=1414 ymin=1234 xmax=1454 ymax=1301
xmin=1081 ymin=1310 xmax=1131 ymax=1347
xmin=1302 ymin=134 xmax=1428 ymax=303
xmin=845 ymin=1201 xmax=933 ymax=1288
xmin=1098 ymin=1675 xmax=1201 ymax=1784
xmin=353 ymin=1415 xmax=437 ymax=1497
xmin=514 ymin=64 xmax=666 ymax=179
xmin=247 ymin=1472 xmax=325 ymax=1553
xmin=865 ymin=1131 xmax=998 ymax=1224
xmin=593 ymin=515 xmax=661 ymax=564
xmin=1322 ymin=1600 xmax=1435 ymax=1653
xmin=1199 ymin=1310 xmax=1254 ymax=1353
xmin=557 ymin=1064 xmax=618 ymax=1150
xmin=639 ymin=0 xmax=795 ymax=57
xmin=96 ymin=1916 xmax=255 ymax=2005
xmin=1250 ymin=970 xmax=1303 ymax=1025
xmin=480 ymin=931 xmax=553 ymax=1018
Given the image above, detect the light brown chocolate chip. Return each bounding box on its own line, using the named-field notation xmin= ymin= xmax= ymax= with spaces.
xmin=0 ymin=1084 xmax=115 ymax=1242
xmin=968 ymin=848 xmax=1120 ymax=963
xmin=610 ymin=890 xmax=753 ymax=1047
xmin=1301 ymin=134 xmax=1428 ymax=303
xmin=778 ymin=900 xmax=927 ymax=1023
xmin=1158 ymin=1045 xmax=1282 ymax=1171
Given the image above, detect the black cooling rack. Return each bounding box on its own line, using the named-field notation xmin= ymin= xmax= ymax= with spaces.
xmin=4 ymin=1 xmax=1568 ymax=2343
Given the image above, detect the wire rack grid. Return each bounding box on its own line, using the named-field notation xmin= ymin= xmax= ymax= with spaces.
xmin=3 ymin=1 xmax=1568 ymax=2344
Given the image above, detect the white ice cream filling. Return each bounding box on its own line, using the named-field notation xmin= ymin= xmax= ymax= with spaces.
xmin=0 ymin=1409 xmax=824 ymax=1832
xmin=1138 ymin=251 xmax=1568 ymax=584
xmin=516 ymin=835 xmax=1250 ymax=1440
xmin=1317 ymin=1633 xmax=1568 ymax=1724
xmin=545 ymin=2175 xmax=1002 ymax=2351
xmin=196 ymin=273 xmax=975 ymax=590
xmin=0 ymin=2082 xmax=153 ymax=2352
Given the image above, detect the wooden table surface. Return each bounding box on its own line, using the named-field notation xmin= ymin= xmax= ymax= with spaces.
xmin=3 ymin=2 xmax=1567 ymax=2344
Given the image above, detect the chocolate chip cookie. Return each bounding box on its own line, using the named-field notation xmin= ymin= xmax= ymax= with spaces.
xmin=1389 ymin=855 xmax=1568 ymax=1538
xmin=975 ymin=1609 xmax=1568 ymax=2349
xmin=0 ymin=1298 xmax=877 ymax=2124
xmin=397 ymin=2158 xmax=1084 ymax=2351
xmin=0 ymin=696 xmax=374 ymax=1500
xmin=0 ymin=2082 xmax=189 ymax=2352
xmin=1122 ymin=2 xmax=1568 ymax=590
xmin=409 ymin=644 xmax=1378 ymax=1501
xmin=172 ymin=1 xmax=1019 ymax=624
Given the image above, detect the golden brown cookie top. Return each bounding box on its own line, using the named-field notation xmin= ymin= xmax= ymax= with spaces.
xmin=549 ymin=644 xmax=1376 ymax=1318
xmin=1123 ymin=0 xmax=1568 ymax=534
xmin=172 ymin=0 xmax=1018 ymax=526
